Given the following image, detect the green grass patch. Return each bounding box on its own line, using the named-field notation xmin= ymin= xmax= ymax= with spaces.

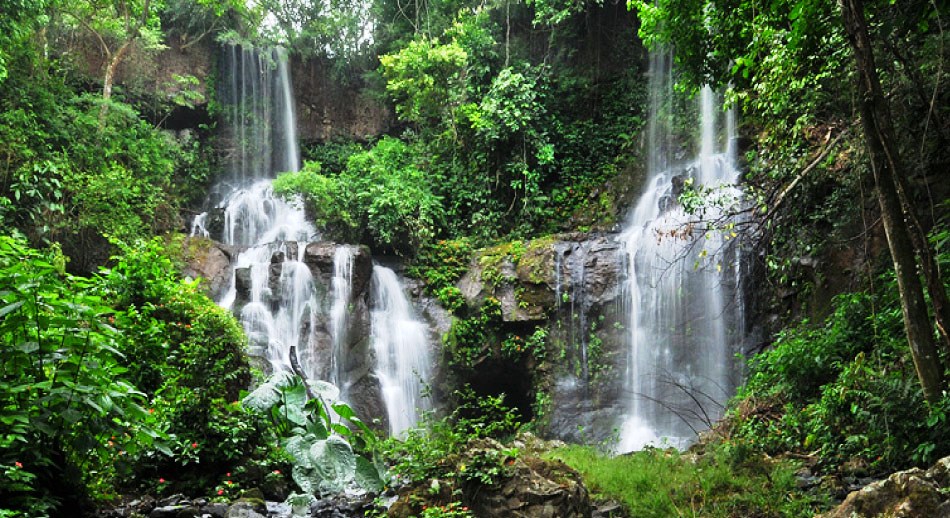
xmin=547 ymin=445 xmax=828 ymax=517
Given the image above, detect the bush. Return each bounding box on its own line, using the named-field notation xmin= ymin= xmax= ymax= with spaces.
xmin=381 ymin=388 xmax=521 ymax=485
xmin=0 ymin=235 xmax=158 ymax=516
xmin=101 ymin=238 xmax=264 ymax=494
xmin=730 ymin=277 xmax=950 ymax=475
xmin=274 ymin=137 xmax=444 ymax=254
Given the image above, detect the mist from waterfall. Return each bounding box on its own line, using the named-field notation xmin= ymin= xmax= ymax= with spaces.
xmin=617 ymin=50 xmax=744 ymax=452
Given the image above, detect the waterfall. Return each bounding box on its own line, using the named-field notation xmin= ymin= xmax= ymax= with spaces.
xmin=330 ymin=246 xmax=355 ymax=390
xmin=370 ymin=265 xmax=433 ymax=436
xmin=195 ymin=45 xmax=319 ymax=379
xmin=617 ymin=50 xmax=744 ymax=451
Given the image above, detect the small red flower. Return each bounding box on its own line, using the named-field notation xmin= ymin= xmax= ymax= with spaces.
xmin=149 ymin=408 xmax=155 ymax=414
xmin=159 ymin=478 xmax=166 ymax=484
xmin=217 ymin=489 xmax=224 ymax=495
xmin=273 ymin=469 xmax=280 ymax=474
xmin=226 ymin=472 xmax=231 ymax=477
xmin=191 ymin=442 xmax=198 ymax=448
xmin=15 ymin=462 xmax=23 ymax=469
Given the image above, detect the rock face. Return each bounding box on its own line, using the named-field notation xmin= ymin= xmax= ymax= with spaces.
xmin=203 ymin=240 xmax=385 ymax=429
xmin=452 ymin=234 xmax=628 ymax=444
xmin=179 ymin=237 xmax=236 ymax=299
xmin=291 ymin=56 xmax=392 ymax=143
xmin=823 ymin=456 xmax=950 ymax=517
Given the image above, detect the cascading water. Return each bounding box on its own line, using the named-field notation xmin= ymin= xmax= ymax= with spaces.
xmin=330 ymin=246 xmax=355 ymax=391
xmin=370 ymin=265 xmax=433 ymax=436
xmin=193 ymin=45 xmax=435 ymax=433
xmin=617 ymin=50 xmax=744 ymax=451
xmin=194 ymin=45 xmax=319 ymax=378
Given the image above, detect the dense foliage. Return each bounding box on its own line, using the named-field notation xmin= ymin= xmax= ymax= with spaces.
xmin=275 ymin=0 xmax=646 ymax=249
xmin=0 ymin=236 xmax=280 ymax=516
xmin=729 ymin=274 xmax=950 ymax=476
xmin=2 ymin=0 xmax=950 ymax=514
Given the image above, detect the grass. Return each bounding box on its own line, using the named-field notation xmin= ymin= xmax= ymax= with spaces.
xmin=547 ymin=444 xmax=829 ymax=517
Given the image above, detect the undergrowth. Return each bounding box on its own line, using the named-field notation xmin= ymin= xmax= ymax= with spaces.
xmin=549 ymin=445 xmax=829 ymax=517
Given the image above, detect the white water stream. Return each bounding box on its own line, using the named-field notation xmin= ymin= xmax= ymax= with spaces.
xmin=370 ymin=266 xmax=433 ymax=436
xmin=193 ymin=45 xmax=319 ymax=378
xmin=193 ymin=45 xmax=433 ymax=432
xmin=617 ymin=51 xmax=744 ymax=451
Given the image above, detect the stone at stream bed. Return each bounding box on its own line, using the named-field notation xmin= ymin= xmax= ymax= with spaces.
xmin=822 ymin=455 xmax=950 ymax=517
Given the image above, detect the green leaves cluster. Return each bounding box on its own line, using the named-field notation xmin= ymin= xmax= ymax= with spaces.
xmin=381 ymin=388 xmax=521 ymax=485
xmin=730 ymin=279 xmax=950 ymax=475
xmin=0 ymin=236 xmax=158 ymax=515
xmin=241 ymin=372 xmax=385 ymax=498
xmin=274 ymin=137 xmax=444 ymax=253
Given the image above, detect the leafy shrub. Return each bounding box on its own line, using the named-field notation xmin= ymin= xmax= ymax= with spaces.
xmin=241 ymin=372 xmax=385 ymax=499
xmin=274 ymin=137 xmax=444 ymax=253
xmin=381 ymin=388 xmax=521 ymax=486
xmin=101 ymin=238 xmax=262 ymax=493
xmin=0 ymin=235 xmax=158 ymax=516
xmin=730 ymin=276 xmax=950 ymax=475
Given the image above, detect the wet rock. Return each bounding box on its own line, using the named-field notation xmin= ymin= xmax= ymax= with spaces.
xmin=180 ymin=238 xmax=236 ymax=298
xmin=822 ymin=455 xmax=950 ymax=517
xmin=200 ymin=502 xmax=230 ymax=518
xmin=227 ymin=497 xmax=267 ymax=518
xmin=149 ymin=504 xmax=200 ymax=518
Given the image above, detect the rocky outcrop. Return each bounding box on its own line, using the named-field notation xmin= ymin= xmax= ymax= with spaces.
xmin=97 ymin=494 xmax=268 ymax=518
xmin=179 ymin=237 xmax=236 ymax=299
xmin=822 ymin=456 xmax=950 ymax=517
xmin=450 ymin=234 xmax=629 ymax=444
xmin=225 ymin=241 xmax=384 ymax=429
xmin=388 ymin=435 xmax=592 ymax=518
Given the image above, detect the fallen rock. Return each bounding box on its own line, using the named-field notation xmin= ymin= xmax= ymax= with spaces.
xmin=822 ymin=455 xmax=950 ymax=517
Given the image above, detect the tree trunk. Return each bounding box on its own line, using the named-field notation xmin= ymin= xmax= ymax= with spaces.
xmin=99 ymin=41 xmax=132 ymax=123
xmin=840 ymin=0 xmax=945 ymax=402
xmin=893 ymin=175 xmax=950 ymax=354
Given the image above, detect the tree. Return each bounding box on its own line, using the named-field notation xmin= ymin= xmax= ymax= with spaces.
xmin=60 ymin=0 xmax=242 ymax=120
xmin=839 ymin=0 xmax=944 ymax=401
xmin=61 ymin=0 xmax=164 ymax=121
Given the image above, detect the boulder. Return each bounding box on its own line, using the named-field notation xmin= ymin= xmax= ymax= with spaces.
xmin=390 ymin=436 xmax=591 ymax=518
xmin=226 ymin=497 xmax=267 ymax=518
xmin=179 ymin=237 xmax=236 ymax=299
xmin=822 ymin=456 xmax=950 ymax=517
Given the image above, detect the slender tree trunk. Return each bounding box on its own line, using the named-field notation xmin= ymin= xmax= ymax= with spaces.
xmin=99 ymin=41 xmax=132 ymax=123
xmin=840 ymin=0 xmax=945 ymax=402
xmin=894 ymin=175 xmax=950 ymax=353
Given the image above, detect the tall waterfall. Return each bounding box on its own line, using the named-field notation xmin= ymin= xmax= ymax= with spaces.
xmin=370 ymin=266 xmax=433 ymax=436
xmin=196 ymin=45 xmax=319 ymax=377
xmin=617 ymin=50 xmax=743 ymax=451
xmin=193 ymin=45 xmax=435 ymax=433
